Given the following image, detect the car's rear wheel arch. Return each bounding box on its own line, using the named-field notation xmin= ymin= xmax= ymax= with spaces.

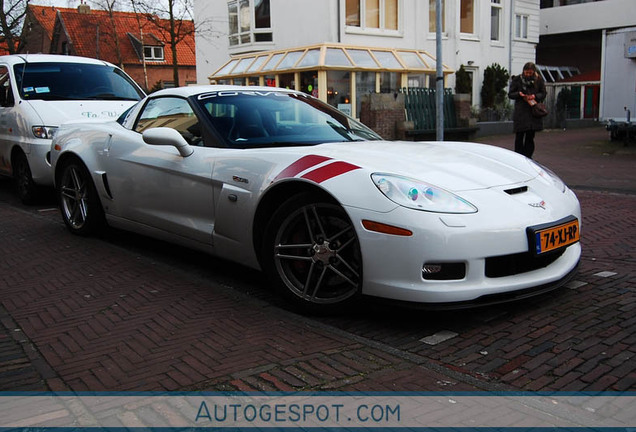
xmin=253 ymin=182 xmax=339 ymax=267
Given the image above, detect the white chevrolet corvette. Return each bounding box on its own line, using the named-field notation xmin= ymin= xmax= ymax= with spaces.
xmin=50 ymin=85 xmax=581 ymax=312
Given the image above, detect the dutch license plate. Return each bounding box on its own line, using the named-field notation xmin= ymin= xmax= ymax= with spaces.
xmin=528 ymin=217 xmax=580 ymax=255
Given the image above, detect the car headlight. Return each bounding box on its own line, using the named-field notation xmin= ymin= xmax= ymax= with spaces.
xmin=32 ymin=126 xmax=58 ymax=139
xmin=527 ymin=159 xmax=566 ymax=193
xmin=371 ymin=173 xmax=477 ymax=214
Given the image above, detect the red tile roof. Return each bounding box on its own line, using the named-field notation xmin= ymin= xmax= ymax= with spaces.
xmin=0 ymin=43 xmax=14 ymax=56
xmin=27 ymin=4 xmax=195 ymax=66
xmin=28 ymin=5 xmax=59 ymax=40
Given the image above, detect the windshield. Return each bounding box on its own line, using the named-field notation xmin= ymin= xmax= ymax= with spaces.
xmin=14 ymin=62 xmax=145 ymax=101
xmin=195 ymin=90 xmax=382 ymax=148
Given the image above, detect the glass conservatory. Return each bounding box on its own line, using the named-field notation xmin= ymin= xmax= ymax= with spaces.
xmin=208 ymin=43 xmax=453 ymax=118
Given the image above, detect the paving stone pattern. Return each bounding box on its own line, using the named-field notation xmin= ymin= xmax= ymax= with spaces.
xmin=0 ymin=204 xmax=481 ymax=392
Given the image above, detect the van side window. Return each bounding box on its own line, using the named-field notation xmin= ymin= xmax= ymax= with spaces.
xmin=0 ymin=67 xmax=14 ymax=108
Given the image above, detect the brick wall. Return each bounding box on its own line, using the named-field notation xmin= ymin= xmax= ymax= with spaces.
xmin=359 ymin=93 xmax=407 ymax=140
xmin=454 ymin=93 xmax=473 ymax=127
xmin=124 ymin=65 xmax=197 ymax=91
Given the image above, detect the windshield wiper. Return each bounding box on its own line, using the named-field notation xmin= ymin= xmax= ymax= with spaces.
xmin=325 ymin=121 xmax=355 ymax=141
xmin=325 ymin=121 xmax=366 ymax=142
xmin=87 ymin=93 xmax=138 ymax=101
xmin=23 ymin=94 xmax=78 ymax=101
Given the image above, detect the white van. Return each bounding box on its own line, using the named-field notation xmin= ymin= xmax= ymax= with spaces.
xmin=0 ymin=54 xmax=145 ymax=203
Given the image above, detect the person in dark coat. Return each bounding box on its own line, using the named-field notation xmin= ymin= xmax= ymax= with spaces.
xmin=508 ymin=62 xmax=546 ymax=158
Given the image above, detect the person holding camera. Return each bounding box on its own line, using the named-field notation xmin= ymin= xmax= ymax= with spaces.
xmin=508 ymin=62 xmax=546 ymax=159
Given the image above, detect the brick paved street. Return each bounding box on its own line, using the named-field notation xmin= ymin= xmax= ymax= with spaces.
xmin=0 ymin=126 xmax=634 ymax=393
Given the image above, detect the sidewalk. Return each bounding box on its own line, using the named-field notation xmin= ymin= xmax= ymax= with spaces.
xmin=0 ymin=125 xmax=634 ymax=396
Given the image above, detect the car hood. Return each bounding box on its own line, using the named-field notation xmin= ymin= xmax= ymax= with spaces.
xmin=26 ymin=99 xmax=138 ymax=126
xmin=304 ymin=140 xmax=537 ymax=192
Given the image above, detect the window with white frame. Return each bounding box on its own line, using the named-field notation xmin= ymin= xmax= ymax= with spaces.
xmin=490 ymin=0 xmax=502 ymax=42
xmin=460 ymin=0 xmax=475 ymax=35
xmin=144 ymin=46 xmax=164 ymax=61
xmin=228 ymin=0 xmax=272 ymax=46
xmin=345 ymin=0 xmax=400 ymax=32
xmin=428 ymin=0 xmax=445 ymax=33
xmin=515 ymin=14 xmax=529 ymax=39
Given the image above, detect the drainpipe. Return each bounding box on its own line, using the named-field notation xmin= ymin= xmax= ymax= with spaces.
xmin=96 ymin=23 xmax=100 ymax=59
xmin=435 ymin=0 xmax=444 ymax=141
xmin=599 ymin=29 xmax=606 ymax=121
xmin=508 ymin=0 xmax=513 ymax=76
xmin=337 ymin=0 xmax=342 ymax=43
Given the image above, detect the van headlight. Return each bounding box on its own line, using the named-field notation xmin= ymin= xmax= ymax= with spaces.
xmin=372 ymin=173 xmax=477 ymax=214
xmin=32 ymin=126 xmax=58 ymax=139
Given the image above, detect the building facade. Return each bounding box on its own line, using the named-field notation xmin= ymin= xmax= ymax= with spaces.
xmin=538 ymin=0 xmax=636 ymax=121
xmin=194 ymin=0 xmax=541 ymax=115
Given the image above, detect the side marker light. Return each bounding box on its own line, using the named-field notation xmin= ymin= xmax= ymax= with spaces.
xmin=362 ymin=220 xmax=413 ymax=236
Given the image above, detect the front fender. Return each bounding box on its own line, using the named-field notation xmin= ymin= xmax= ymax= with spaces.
xmin=51 ymin=123 xmax=115 ymax=188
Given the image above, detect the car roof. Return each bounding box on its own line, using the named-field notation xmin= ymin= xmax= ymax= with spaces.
xmin=0 ymin=54 xmax=114 ymax=67
xmin=150 ymin=85 xmax=300 ymax=99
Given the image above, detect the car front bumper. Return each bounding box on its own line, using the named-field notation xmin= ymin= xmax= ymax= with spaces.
xmin=347 ymin=185 xmax=582 ymax=305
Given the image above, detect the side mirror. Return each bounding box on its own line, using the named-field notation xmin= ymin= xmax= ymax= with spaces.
xmin=142 ymin=127 xmax=194 ymax=157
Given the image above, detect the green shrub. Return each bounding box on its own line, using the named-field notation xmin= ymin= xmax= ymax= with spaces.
xmin=480 ymin=63 xmax=510 ymax=108
xmin=455 ymin=65 xmax=472 ymax=94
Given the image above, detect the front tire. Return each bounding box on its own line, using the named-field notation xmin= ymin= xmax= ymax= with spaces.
xmin=58 ymin=159 xmax=105 ymax=236
xmin=13 ymin=152 xmax=38 ymax=204
xmin=262 ymin=193 xmax=363 ymax=313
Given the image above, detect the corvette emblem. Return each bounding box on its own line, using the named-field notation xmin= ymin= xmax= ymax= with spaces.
xmin=529 ymin=200 xmax=547 ymax=210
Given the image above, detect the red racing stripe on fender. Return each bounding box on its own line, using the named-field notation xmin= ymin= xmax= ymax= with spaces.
xmin=301 ymin=161 xmax=361 ymax=183
xmin=273 ymin=155 xmax=332 ymax=181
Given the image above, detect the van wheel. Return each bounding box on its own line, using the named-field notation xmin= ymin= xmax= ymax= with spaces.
xmin=13 ymin=153 xmax=38 ymax=204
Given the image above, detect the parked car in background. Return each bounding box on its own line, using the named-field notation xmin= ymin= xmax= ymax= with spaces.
xmin=0 ymin=54 xmax=145 ymax=203
xmin=49 ymin=85 xmax=582 ymax=313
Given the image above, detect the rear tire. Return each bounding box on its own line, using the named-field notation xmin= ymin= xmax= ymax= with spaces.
xmin=261 ymin=193 xmax=363 ymax=314
xmin=13 ymin=152 xmax=38 ymax=204
xmin=57 ymin=159 xmax=105 ymax=236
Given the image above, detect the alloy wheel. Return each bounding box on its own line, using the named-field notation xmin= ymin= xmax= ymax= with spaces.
xmin=273 ymin=202 xmax=362 ymax=305
xmin=60 ymin=164 xmax=90 ymax=230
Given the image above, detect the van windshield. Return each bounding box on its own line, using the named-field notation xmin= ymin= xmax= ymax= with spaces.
xmin=14 ymin=62 xmax=145 ymax=101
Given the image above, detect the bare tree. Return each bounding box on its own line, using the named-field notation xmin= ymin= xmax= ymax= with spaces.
xmin=88 ymin=0 xmax=125 ymax=68
xmin=0 ymin=0 xmax=29 ymax=54
xmin=137 ymin=0 xmax=194 ymax=87
xmin=130 ymin=0 xmax=148 ymax=90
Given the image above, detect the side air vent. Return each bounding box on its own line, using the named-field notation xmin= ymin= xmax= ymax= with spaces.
xmin=101 ymin=173 xmax=113 ymax=199
xmin=504 ymin=186 xmax=528 ymax=195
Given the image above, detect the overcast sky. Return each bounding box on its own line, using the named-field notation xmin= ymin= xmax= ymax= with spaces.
xmin=31 ymin=0 xmax=81 ymax=7
xmin=28 ymin=0 xmax=184 ymax=15
xmin=30 ymin=0 xmax=139 ymax=11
